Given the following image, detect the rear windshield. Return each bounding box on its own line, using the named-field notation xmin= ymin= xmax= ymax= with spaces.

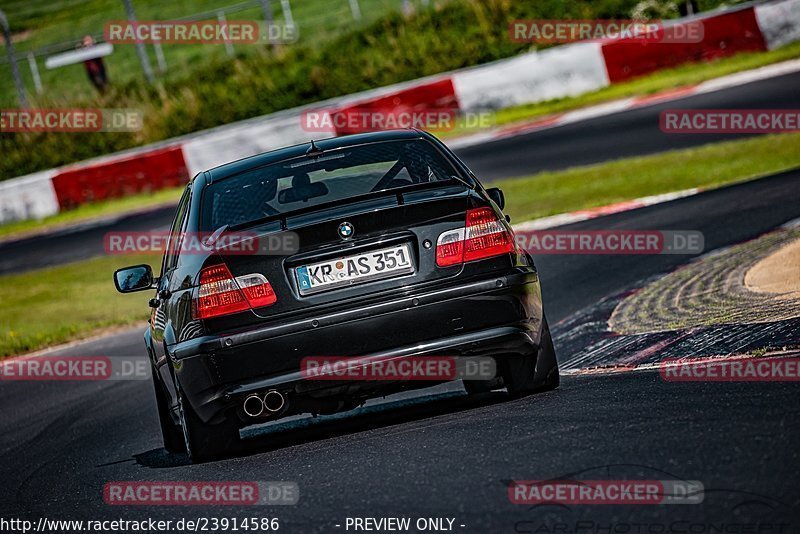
xmin=201 ymin=139 xmax=462 ymax=231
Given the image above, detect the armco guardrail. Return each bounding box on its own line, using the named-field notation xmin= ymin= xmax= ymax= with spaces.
xmin=1 ymin=0 xmax=798 ymax=225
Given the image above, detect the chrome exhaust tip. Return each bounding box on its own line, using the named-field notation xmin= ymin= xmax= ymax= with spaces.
xmin=243 ymin=394 xmax=265 ymax=418
xmin=263 ymin=390 xmax=286 ymax=413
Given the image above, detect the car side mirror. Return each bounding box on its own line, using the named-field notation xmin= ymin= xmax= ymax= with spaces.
xmin=114 ymin=264 xmax=155 ymax=293
xmin=487 ymin=187 xmax=505 ymax=210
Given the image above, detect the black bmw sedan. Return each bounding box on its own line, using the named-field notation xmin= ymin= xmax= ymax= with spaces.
xmin=114 ymin=129 xmax=558 ymax=462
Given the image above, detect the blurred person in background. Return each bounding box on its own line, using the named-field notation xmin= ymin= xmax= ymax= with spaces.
xmin=81 ymin=35 xmax=108 ymax=92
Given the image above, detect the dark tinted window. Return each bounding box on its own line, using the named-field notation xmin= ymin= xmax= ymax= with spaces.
xmin=162 ymin=186 xmax=191 ymax=273
xmin=201 ymin=140 xmax=461 ymax=231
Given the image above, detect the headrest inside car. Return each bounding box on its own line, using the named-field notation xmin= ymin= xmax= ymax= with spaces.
xmin=278 ymin=173 xmax=330 ymax=203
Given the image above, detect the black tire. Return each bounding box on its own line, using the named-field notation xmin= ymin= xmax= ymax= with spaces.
xmin=504 ymin=315 xmax=560 ymax=397
xmin=151 ymin=372 xmax=185 ymax=453
xmin=178 ymin=387 xmax=241 ymax=463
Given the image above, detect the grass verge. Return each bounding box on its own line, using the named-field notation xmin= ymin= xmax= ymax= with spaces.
xmin=498 ymin=133 xmax=800 ymax=222
xmin=1 ymin=133 xmax=798 ymax=358
xmin=0 ymin=254 xmax=160 ymax=358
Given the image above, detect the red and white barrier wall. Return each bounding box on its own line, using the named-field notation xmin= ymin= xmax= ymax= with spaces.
xmin=1 ymin=0 xmax=798 ymax=225
xmin=756 ymin=0 xmax=800 ymax=49
xmin=0 ymin=170 xmax=59 ymax=223
xmin=52 ymin=145 xmax=188 ymax=209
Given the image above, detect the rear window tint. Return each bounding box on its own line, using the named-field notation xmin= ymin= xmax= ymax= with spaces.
xmin=201 ymin=139 xmax=460 ymax=231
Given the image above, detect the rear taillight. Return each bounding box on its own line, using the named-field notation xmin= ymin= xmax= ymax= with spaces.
xmin=435 ymin=228 xmax=465 ymax=267
xmin=463 ymin=207 xmax=515 ymax=261
xmin=192 ymin=264 xmax=277 ymax=319
xmin=436 ymin=207 xmax=514 ymax=267
xmin=235 ymin=273 xmax=277 ymax=308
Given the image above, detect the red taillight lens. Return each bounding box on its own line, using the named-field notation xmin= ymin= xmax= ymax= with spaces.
xmin=464 ymin=207 xmax=514 ymax=262
xmin=436 ymin=228 xmax=465 ymax=267
xmin=192 ymin=264 xmax=277 ymax=319
xmin=436 ymin=207 xmax=514 ymax=267
xmin=193 ymin=264 xmax=249 ymax=319
xmin=235 ymin=273 xmax=277 ymax=308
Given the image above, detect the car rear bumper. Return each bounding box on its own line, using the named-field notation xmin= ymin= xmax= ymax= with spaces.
xmin=171 ymin=268 xmax=544 ymax=423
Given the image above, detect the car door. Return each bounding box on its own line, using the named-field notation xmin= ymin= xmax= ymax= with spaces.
xmin=151 ymin=186 xmax=191 ymax=403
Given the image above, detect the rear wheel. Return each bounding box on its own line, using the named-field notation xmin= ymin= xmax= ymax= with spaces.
xmin=152 ymin=372 xmax=184 ymax=453
xmin=178 ymin=387 xmax=241 ymax=463
xmin=503 ymin=316 xmax=560 ymax=397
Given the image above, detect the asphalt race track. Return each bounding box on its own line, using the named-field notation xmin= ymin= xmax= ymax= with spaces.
xmin=457 ymin=70 xmax=800 ymax=180
xmin=1 ymin=168 xmax=799 ymax=530
xmin=2 ymin=70 xmax=799 ymax=275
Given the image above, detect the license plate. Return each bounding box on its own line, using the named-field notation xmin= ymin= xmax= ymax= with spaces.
xmin=296 ymin=244 xmax=414 ymax=295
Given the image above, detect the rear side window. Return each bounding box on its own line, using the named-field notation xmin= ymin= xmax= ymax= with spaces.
xmin=162 ymin=186 xmax=191 ymax=273
xmin=200 ymin=139 xmax=460 ymax=231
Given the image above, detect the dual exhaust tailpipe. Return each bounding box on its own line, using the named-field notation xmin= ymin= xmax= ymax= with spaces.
xmin=243 ymin=390 xmax=286 ymax=418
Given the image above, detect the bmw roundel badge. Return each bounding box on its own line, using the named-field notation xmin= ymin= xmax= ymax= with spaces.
xmin=338 ymin=221 xmax=354 ymax=239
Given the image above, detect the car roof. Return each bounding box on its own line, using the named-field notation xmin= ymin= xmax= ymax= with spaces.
xmin=201 ymin=129 xmax=428 ymax=184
